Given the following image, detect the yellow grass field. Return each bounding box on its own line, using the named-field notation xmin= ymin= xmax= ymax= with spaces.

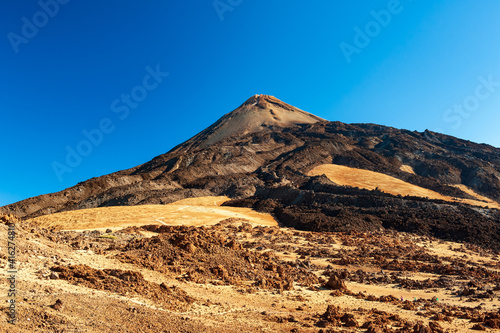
xmin=27 ymin=196 xmax=277 ymax=231
xmin=308 ymin=164 xmax=500 ymax=209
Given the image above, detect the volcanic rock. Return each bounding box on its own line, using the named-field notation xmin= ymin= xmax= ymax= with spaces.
xmin=325 ymin=274 xmax=347 ymax=290
xmin=2 ymin=95 xmax=499 ymax=249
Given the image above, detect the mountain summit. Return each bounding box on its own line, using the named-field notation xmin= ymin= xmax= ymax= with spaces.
xmin=181 ymin=94 xmax=325 ymax=149
xmin=2 ymin=95 xmax=500 ymax=249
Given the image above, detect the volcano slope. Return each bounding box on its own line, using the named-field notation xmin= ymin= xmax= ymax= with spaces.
xmin=2 ymin=94 xmax=500 ymax=249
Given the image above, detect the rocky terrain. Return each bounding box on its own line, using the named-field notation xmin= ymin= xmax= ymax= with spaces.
xmin=2 ymin=211 xmax=500 ymax=332
xmin=1 ymin=95 xmax=499 ymax=248
xmin=1 ymin=95 xmax=500 ymax=331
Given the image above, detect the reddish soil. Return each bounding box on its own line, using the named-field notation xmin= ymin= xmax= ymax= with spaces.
xmin=116 ymin=221 xmax=319 ymax=291
xmin=2 ymin=211 xmax=500 ymax=332
xmin=51 ymin=264 xmax=193 ymax=311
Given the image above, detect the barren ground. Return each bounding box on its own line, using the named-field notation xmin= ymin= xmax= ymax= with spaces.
xmin=1 ymin=196 xmax=500 ymax=332
xmin=27 ymin=196 xmax=277 ymax=231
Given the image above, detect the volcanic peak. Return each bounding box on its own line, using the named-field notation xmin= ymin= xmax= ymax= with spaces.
xmin=183 ymin=94 xmax=325 ymax=149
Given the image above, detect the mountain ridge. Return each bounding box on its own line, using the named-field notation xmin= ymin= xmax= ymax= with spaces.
xmin=2 ymin=95 xmax=500 ymax=248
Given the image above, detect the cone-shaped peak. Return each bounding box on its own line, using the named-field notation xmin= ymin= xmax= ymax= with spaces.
xmin=184 ymin=95 xmax=326 ymax=149
xmin=240 ymin=94 xmax=316 ymax=113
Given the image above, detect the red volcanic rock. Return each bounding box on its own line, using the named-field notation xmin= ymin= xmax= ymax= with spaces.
xmin=325 ymin=274 xmax=347 ymax=290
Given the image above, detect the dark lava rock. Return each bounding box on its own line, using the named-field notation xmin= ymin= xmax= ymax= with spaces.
xmin=471 ymin=323 xmax=486 ymax=330
xmin=51 ymin=299 xmax=63 ymax=311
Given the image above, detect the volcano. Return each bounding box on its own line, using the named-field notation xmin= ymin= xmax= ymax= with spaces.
xmin=2 ymin=94 xmax=500 ymax=248
xmin=183 ymin=94 xmax=325 ymax=149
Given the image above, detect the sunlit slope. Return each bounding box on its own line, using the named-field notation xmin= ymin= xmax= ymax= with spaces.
xmin=451 ymin=184 xmax=500 ymax=208
xmin=26 ymin=196 xmax=277 ymax=230
xmin=308 ymin=164 xmax=500 ymax=209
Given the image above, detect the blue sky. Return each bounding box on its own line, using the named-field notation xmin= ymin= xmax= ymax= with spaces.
xmin=1 ymin=0 xmax=500 ymax=206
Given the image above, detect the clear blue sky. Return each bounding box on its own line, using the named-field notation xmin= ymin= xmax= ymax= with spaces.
xmin=1 ymin=0 xmax=500 ymax=206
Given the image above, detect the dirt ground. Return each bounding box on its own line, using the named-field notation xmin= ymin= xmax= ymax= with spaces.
xmin=1 ymin=197 xmax=500 ymax=332
xmin=27 ymin=196 xmax=278 ymax=231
